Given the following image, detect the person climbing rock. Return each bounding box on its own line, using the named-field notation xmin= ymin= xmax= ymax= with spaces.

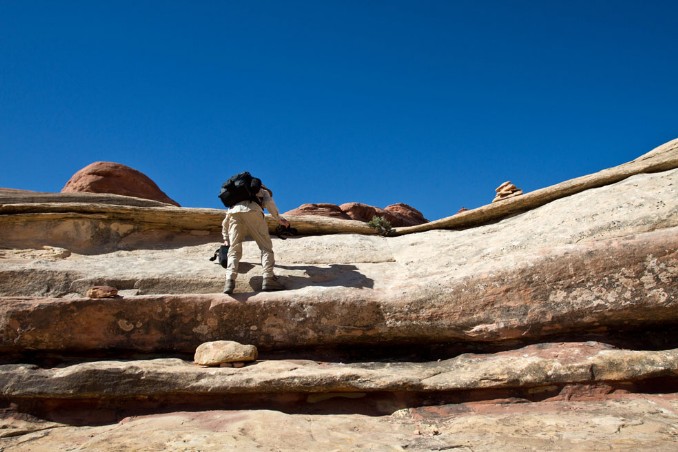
xmin=220 ymin=173 xmax=289 ymax=294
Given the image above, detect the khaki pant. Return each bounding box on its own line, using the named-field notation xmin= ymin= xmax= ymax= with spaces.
xmin=225 ymin=210 xmax=275 ymax=280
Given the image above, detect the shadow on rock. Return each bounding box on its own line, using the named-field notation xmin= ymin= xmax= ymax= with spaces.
xmin=278 ymin=264 xmax=374 ymax=290
xmin=242 ymin=264 xmax=374 ymax=292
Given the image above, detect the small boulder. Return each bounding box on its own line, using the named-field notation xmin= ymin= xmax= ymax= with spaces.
xmin=194 ymin=340 xmax=258 ymax=367
xmin=42 ymin=246 xmax=72 ymax=259
xmin=86 ymin=286 xmax=119 ymax=298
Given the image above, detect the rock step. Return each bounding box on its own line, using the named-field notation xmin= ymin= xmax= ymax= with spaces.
xmin=2 ymin=343 xmax=677 ymax=401
xmin=2 ymin=290 xmax=677 ymax=356
xmin=4 ymin=396 xmax=678 ymax=450
xmin=3 ymin=342 xmax=678 ymax=426
xmin=2 ymin=222 xmax=676 ymax=355
xmin=0 ymin=200 xmax=376 ymax=253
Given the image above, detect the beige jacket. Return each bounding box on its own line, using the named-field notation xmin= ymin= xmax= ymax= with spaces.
xmin=221 ymin=188 xmax=282 ymax=242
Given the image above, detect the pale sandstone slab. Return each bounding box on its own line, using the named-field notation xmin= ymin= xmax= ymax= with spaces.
xmin=0 ymin=191 xmax=174 ymax=207
xmin=0 ymin=141 xmax=676 ymax=451
xmin=1 ymin=397 xmax=677 ymax=451
xmin=395 ymin=137 xmax=678 ymax=234
xmin=1 ymin=343 xmax=676 ymax=398
xmin=0 ymin=204 xmax=375 ymax=253
xmin=0 ymin=227 xmax=674 ymax=353
xmin=0 ymin=168 xmax=676 ymax=300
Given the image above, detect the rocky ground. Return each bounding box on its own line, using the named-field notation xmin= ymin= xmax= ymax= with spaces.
xmin=3 ymin=395 xmax=678 ymax=451
xmin=0 ymin=139 xmax=677 ymax=450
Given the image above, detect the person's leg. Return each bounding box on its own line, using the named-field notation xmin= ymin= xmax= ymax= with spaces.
xmin=221 ymin=214 xmax=230 ymax=243
xmin=224 ymin=213 xmax=248 ymax=293
xmin=241 ymin=211 xmax=275 ymax=278
xmin=240 ymin=211 xmax=283 ymax=290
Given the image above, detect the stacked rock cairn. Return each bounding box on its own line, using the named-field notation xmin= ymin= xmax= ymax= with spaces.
xmin=492 ymin=181 xmax=523 ymax=203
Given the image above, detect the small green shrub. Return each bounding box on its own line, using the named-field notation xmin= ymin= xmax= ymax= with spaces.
xmin=368 ymin=216 xmax=394 ymax=237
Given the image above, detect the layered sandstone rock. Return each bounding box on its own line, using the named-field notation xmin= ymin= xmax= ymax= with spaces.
xmin=2 ymin=397 xmax=677 ymax=451
xmin=2 ymin=344 xmax=677 ymax=449
xmin=0 ymin=190 xmax=175 ymax=207
xmin=1 ymin=167 xmax=676 ymax=351
xmin=2 ymin=343 xmax=676 ymax=398
xmin=492 ymin=180 xmax=523 ymax=202
xmin=62 ymin=161 xmax=180 ymax=206
xmin=0 ymin=199 xmax=376 ymax=254
xmin=0 ymin=138 xmax=677 ymax=451
xmin=1 ymin=227 xmax=675 ymax=353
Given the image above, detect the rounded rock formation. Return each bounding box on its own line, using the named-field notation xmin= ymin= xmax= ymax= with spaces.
xmin=382 ymin=203 xmax=428 ymax=226
xmin=284 ymin=203 xmax=351 ymax=219
xmin=286 ymin=202 xmax=428 ymax=227
xmin=62 ymin=162 xmax=180 ymax=206
xmin=339 ymin=202 xmax=381 ymax=222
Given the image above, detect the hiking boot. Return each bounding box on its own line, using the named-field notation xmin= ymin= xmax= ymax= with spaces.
xmin=223 ymin=278 xmax=236 ymax=294
xmin=262 ymin=276 xmax=284 ymax=291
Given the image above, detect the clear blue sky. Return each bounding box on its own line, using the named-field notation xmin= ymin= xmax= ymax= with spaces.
xmin=1 ymin=1 xmax=676 ymax=220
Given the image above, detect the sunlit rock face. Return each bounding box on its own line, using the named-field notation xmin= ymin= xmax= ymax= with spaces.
xmin=0 ymin=138 xmax=677 ymax=450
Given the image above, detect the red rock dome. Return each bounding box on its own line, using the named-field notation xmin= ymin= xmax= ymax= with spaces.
xmin=285 ymin=202 xmax=428 ymax=227
xmin=62 ymin=162 xmax=180 ymax=206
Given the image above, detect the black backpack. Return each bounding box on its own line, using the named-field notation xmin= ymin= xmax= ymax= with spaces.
xmin=218 ymin=172 xmax=263 ymax=208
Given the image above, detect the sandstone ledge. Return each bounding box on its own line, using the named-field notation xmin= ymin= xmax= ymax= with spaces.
xmin=1 ymin=343 xmax=676 ymax=399
xmin=0 ymin=203 xmax=375 ymax=253
xmin=395 ymin=137 xmax=678 ymax=234
xmin=1 ymin=139 xmax=675 ymax=255
xmin=0 ymin=141 xmax=677 ymax=450
xmin=0 ymin=191 xmax=176 ymax=207
xmin=2 ymin=396 xmax=678 ymax=451
xmin=1 ymin=228 xmax=675 ymax=354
